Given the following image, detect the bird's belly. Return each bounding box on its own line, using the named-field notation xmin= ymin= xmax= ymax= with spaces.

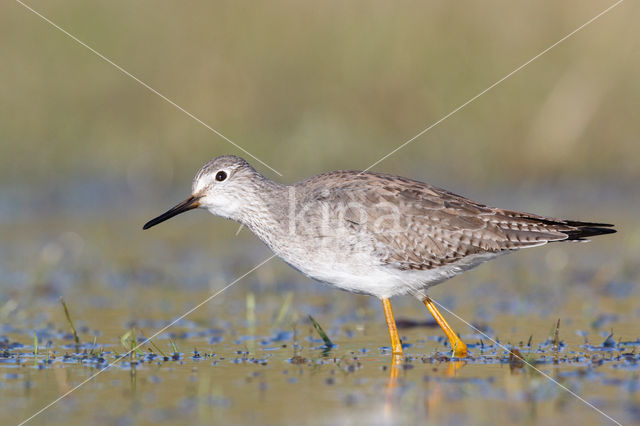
xmin=275 ymin=246 xmax=504 ymax=299
xmin=259 ymin=226 xmax=504 ymax=299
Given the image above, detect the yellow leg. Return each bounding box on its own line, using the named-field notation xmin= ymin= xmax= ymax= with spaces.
xmin=382 ymin=298 xmax=403 ymax=355
xmin=423 ymin=297 xmax=467 ymax=358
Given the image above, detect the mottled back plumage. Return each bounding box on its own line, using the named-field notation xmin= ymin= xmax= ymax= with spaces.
xmin=295 ymin=170 xmax=614 ymax=273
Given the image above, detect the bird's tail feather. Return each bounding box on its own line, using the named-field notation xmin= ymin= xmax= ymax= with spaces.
xmin=559 ymin=221 xmax=616 ymax=241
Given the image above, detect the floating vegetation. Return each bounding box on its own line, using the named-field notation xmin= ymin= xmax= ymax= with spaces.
xmin=0 ymin=302 xmax=639 ymax=426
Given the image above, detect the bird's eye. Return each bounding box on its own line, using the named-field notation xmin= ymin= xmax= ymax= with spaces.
xmin=215 ymin=171 xmax=227 ymax=182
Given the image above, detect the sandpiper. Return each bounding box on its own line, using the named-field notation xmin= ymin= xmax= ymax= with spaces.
xmin=143 ymin=155 xmax=615 ymax=357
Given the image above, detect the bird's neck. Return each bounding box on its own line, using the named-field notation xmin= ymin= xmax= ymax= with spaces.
xmin=235 ymin=178 xmax=290 ymax=246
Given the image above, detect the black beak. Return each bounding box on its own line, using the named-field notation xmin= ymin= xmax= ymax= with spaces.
xmin=143 ymin=195 xmax=201 ymax=230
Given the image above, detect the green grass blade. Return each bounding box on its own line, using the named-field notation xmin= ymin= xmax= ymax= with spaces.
xmin=60 ymin=297 xmax=80 ymax=347
xmin=33 ymin=331 xmax=38 ymax=367
xmin=139 ymin=329 xmax=167 ymax=357
xmin=120 ymin=330 xmax=132 ymax=351
xmin=274 ymin=292 xmax=293 ymax=329
xmin=169 ymin=337 xmax=179 ymax=354
xmin=308 ymin=315 xmax=334 ymax=348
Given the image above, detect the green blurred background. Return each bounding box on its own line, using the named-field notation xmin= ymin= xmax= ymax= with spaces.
xmin=1 ymin=2 xmax=639 ymax=425
xmin=2 ymin=0 xmax=638 ymax=192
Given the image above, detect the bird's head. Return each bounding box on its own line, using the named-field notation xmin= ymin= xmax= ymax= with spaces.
xmin=143 ymin=155 xmax=261 ymax=229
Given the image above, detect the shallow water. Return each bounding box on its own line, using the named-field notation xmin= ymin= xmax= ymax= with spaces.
xmin=1 ymin=185 xmax=638 ymax=426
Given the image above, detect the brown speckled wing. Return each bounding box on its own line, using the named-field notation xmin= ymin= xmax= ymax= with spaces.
xmin=297 ymin=171 xmax=614 ymax=271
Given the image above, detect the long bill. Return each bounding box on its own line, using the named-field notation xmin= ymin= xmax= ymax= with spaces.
xmin=143 ymin=195 xmax=201 ymax=230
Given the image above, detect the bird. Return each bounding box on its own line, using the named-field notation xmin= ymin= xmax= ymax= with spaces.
xmin=143 ymin=155 xmax=616 ymax=357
